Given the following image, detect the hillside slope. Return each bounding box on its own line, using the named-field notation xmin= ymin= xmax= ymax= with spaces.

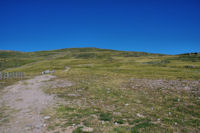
xmin=1 ymin=48 xmax=199 ymax=80
xmin=0 ymin=48 xmax=200 ymax=133
xmin=0 ymin=48 xmax=159 ymax=71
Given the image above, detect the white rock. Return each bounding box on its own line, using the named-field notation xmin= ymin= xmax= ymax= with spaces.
xmin=44 ymin=116 xmax=51 ymax=120
xmin=136 ymin=113 xmax=144 ymax=118
xmin=81 ymin=127 xmax=94 ymax=132
xmin=125 ymin=103 xmax=129 ymax=106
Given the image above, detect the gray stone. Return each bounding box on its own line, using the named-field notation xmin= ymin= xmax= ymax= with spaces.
xmin=35 ymin=124 xmax=41 ymax=129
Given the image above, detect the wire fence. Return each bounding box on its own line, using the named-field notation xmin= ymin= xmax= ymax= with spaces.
xmin=0 ymin=72 xmax=24 ymax=80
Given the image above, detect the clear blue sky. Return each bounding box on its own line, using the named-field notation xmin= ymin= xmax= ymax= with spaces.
xmin=0 ymin=0 xmax=199 ymax=54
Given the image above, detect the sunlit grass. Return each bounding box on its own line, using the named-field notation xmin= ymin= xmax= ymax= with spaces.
xmin=1 ymin=48 xmax=200 ymax=132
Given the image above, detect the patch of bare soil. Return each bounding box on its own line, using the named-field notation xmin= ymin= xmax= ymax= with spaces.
xmin=0 ymin=75 xmax=71 ymax=133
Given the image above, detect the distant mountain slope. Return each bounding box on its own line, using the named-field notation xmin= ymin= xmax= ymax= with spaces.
xmin=0 ymin=47 xmax=163 ymax=71
xmin=0 ymin=47 xmax=199 ymax=80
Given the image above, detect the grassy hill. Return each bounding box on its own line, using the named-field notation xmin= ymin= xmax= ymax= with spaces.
xmin=0 ymin=48 xmax=153 ymax=71
xmin=1 ymin=48 xmax=199 ymax=80
xmin=0 ymin=48 xmax=200 ymax=132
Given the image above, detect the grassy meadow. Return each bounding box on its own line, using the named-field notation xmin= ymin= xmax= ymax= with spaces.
xmin=0 ymin=48 xmax=200 ymax=132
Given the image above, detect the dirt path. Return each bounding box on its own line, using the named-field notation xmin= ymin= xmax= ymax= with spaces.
xmin=0 ymin=75 xmax=65 ymax=133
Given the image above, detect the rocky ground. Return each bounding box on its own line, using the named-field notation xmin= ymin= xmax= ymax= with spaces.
xmin=0 ymin=74 xmax=199 ymax=133
xmin=127 ymin=78 xmax=200 ymax=92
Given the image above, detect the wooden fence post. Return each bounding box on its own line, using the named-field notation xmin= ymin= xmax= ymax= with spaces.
xmin=11 ymin=72 xmax=13 ymax=78
xmin=2 ymin=72 xmax=5 ymax=79
xmin=16 ymin=72 xmax=18 ymax=79
xmin=19 ymin=72 xmax=21 ymax=79
xmin=22 ymin=72 xmax=24 ymax=79
xmin=14 ymin=72 xmax=16 ymax=78
xmin=6 ymin=72 xmax=8 ymax=79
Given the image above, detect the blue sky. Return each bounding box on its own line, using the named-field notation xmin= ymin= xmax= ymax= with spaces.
xmin=0 ymin=0 xmax=200 ymax=54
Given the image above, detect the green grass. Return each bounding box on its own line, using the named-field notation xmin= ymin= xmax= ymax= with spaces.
xmin=99 ymin=112 xmax=113 ymax=121
xmin=1 ymin=48 xmax=200 ymax=132
xmin=73 ymin=126 xmax=83 ymax=133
